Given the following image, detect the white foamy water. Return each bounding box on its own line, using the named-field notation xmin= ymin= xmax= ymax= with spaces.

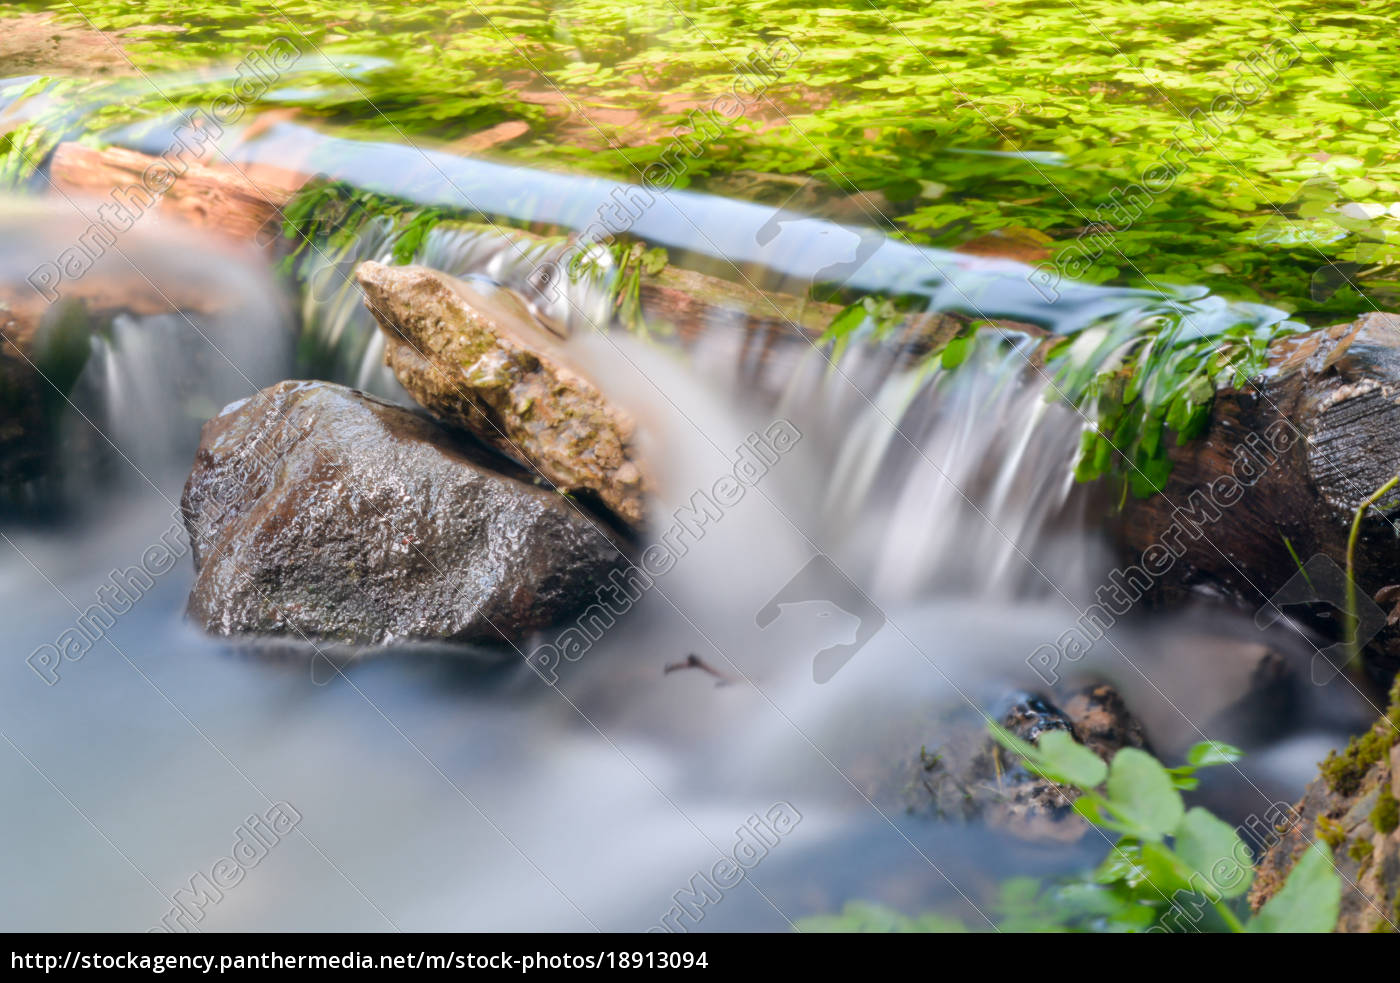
xmin=0 ymin=197 xmax=1370 ymax=933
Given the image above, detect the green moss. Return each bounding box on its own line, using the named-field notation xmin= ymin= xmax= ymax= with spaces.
xmin=1371 ymin=785 xmax=1399 ymax=835
xmin=1316 ymin=815 xmax=1347 ymax=849
xmin=1323 ymin=730 xmax=1391 ymax=796
xmin=278 ymin=180 xmax=662 ymax=337
xmin=1322 ymin=678 xmax=1400 ymax=796
xmin=1348 ymin=837 xmax=1374 ymax=862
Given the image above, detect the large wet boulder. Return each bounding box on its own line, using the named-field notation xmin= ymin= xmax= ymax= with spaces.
xmin=181 ymin=380 xmax=626 ymax=651
xmin=355 ymin=261 xmax=651 ymax=529
xmin=1250 ymin=676 xmax=1400 ymax=933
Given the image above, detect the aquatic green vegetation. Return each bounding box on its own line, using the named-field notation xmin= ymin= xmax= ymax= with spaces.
xmin=1346 ymin=475 xmax=1400 ymax=667
xmin=799 ymin=731 xmax=1343 ymax=933
xmin=1050 ymin=314 xmax=1277 ymax=495
xmin=276 ymin=178 xmax=668 ymax=333
xmin=6 ymin=0 xmax=1400 ymax=321
xmin=276 ymin=179 xmax=459 ymax=270
xmin=822 ymin=292 xmax=1280 ymax=495
xmin=2 ymin=0 xmax=1390 ymax=498
xmin=11 ymin=0 xmax=1387 ymax=496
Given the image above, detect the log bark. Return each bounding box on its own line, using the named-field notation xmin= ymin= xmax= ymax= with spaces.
xmin=1115 ymin=312 xmax=1400 ymax=683
xmin=1249 ymin=676 xmax=1400 ymax=932
xmin=42 ymin=141 xmax=982 ymax=366
xmin=48 ymin=142 xmax=301 ymax=242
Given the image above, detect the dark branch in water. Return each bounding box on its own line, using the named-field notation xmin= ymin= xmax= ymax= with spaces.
xmin=663 ymin=653 xmax=734 ymax=687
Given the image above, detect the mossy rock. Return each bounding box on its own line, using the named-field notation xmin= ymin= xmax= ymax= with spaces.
xmin=1251 ymin=675 xmax=1400 ymax=932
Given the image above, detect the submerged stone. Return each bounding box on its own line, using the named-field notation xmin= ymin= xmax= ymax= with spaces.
xmin=912 ymin=683 xmax=1150 ymax=842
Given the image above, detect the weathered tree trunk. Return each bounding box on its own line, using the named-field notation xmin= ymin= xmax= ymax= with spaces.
xmin=48 ymin=142 xmax=300 ymax=242
xmin=43 ymin=141 xmax=976 ymax=365
xmin=1114 ymin=312 xmax=1400 ymax=684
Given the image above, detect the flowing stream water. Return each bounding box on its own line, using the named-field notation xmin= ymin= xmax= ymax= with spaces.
xmin=0 ymin=84 xmax=1376 ymax=932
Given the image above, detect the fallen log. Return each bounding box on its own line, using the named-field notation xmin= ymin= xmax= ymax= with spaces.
xmin=42 ymin=141 xmax=980 ymax=362
xmin=1115 ymin=312 xmax=1400 ymax=683
xmin=48 ymin=142 xmax=301 ymax=242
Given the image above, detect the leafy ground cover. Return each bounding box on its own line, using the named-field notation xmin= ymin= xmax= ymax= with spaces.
xmin=5 ymin=0 xmax=1399 ymax=321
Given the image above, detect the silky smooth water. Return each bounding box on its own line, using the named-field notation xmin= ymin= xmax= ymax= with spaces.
xmin=0 ymin=132 xmax=1371 ymax=931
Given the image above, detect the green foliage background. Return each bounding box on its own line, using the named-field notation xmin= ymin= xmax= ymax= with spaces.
xmin=7 ymin=0 xmax=1400 ymax=320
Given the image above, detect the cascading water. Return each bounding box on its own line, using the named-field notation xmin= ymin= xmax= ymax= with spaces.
xmin=0 ymin=93 xmax=1375 ymax=931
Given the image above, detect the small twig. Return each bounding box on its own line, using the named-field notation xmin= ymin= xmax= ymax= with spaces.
xmin=663 ymin=653 xmax=734 ymax=687
xmin=1346 ymin=474 xmax=1400 ymax=669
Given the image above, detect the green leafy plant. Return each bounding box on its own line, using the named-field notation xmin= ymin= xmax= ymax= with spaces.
xmin=798 ymin=729 xmax=1342 ymax=933
xmin=821 ymin=296 xmax=1287 ymax=496
xmin=1345 ymin=473 xmax=1400 ymax=669
xmin=611 ymin=241 xmax=670 ymax=335
xmin=276 ymin=178 xmax=667 ymax=334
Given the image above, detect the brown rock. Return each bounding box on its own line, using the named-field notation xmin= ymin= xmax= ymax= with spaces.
xmin=356 ymin=261 xmax=651 ymax=529
xmin=913 ymin=684 xmax=1150 ymax=842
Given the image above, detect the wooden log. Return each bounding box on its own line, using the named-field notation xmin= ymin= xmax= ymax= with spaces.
xmin=1114 ymin=312 xmax=1400 ymax=682
xmin=48 ymin=142 xmax=302 ymax=243
xmin=42 ymin=140 xmax=1002 ymax=375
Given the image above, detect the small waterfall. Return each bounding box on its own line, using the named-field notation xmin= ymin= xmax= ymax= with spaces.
xmin=852 ymin=338 xmax=1095 ymax=603
xmin=294 ymin=218 xmax=616 ymax=392
xmin=744 ymin=329 xmax=1099 ymax=607
xmin=0 ymin=201 xmax=294 ymax=499
xmin=0 ymin=153 xmax=1373 ymax=936
xmin=69 ymin=309 xmax=292 ymax=484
